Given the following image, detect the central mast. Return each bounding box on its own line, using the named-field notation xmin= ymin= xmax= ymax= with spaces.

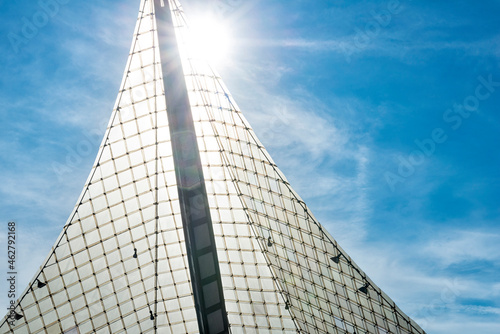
xmin=153 ymin=1 xmax=229 ymax=333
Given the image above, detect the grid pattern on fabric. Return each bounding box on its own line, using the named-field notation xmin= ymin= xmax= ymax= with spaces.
xmin=169 ymin=1 xmax=299 ymax=332
xmin=171 ymin=2 xmax=426 ymax=334
xmin=0 ymin=1 xmax=198 ymax=333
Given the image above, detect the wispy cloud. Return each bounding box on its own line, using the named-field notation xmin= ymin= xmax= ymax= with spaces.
xmin=246 ymin=35 xmax=500 ymax=61
xmin=244 ymin=38 xmax=348 ymax=52
xmin=424 ymin=230 xmax=500 ymax=265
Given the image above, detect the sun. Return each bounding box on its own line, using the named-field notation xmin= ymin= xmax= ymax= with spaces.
xmin=186 ymin=16 xmax=231 ymax=66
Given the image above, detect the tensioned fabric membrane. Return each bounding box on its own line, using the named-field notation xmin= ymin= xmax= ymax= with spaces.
xmin=1 ymin=1 xmax=426 ymax=333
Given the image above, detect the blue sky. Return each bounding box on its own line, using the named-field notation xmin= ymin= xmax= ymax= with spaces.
xmin=1 ymin=0 xmax=499 ymax=333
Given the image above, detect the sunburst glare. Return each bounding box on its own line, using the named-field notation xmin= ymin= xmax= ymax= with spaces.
xmin=186 ymin=16 xmax=231 ymax=66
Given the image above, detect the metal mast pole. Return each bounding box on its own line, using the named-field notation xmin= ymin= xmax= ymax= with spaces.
xmin=153 ymin=1 xmax=229 ymax=333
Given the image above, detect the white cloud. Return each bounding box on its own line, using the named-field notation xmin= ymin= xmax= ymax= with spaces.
xmin=244 ymin=38 xmax=349 ymax=53
xmin=249 ymin=33 xmax=500 ymax=61
xmin=423 ymin=317 xmax=500 ymax=334
xmin=423 ymin=230 xmax=500 ymax=266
